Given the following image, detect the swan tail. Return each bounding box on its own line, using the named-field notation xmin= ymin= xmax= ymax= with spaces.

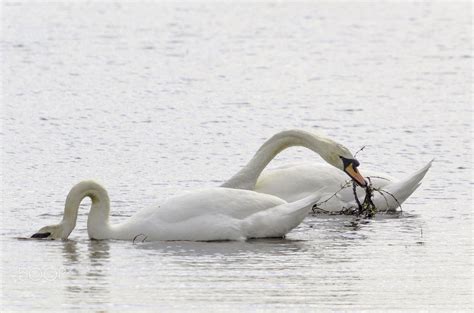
xmin=372 ymin=160 xmax=432 ymax=211
xmin=242 ymin=188 xmax=325 ymax=239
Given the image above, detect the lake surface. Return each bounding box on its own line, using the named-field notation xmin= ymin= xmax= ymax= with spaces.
xmin=1 ymin=1 xmax=472 ymax=312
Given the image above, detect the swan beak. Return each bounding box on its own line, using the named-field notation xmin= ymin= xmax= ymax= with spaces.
xmin=344 ymin=163 xmax=367 ymax=187
xmin=31 ymin=232 xmax=51 ymax=239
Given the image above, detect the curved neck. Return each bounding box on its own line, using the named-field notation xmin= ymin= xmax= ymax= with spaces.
xmin=61 ymin=181 xmax=112 ymax=239
xmin=221 ymin=130 xmax=335 ymax=190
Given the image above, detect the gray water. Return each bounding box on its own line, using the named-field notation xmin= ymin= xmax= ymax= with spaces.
xmin=1 ymin=1 xmax=472 ymax=312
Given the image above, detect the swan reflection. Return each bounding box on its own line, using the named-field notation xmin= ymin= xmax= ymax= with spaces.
xmin=62 ymin=240 xmax=111 ymax=307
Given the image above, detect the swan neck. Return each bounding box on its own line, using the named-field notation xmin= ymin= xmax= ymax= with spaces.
xmin=61 ymin=181 xmax=111 ymax=239
xmin=222 ymin=130 xmax=329 ymax=189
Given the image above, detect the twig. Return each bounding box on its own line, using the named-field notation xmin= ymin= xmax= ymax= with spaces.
xmin=312 ymin=181 xmax=352 ymax=213
xmin=311 ymin=174 xmax=403 ymax=218
xmin=373 ymin=189 xmax=391 ymax=213
xmin=354 ymin=145 xmax=366 ymax=157
xmin=376 ymin=189 xmax=403 ymax=212
xmin=366 ymin=175 xmax=391 ymax=182
xmin=132 ymin=234 xmax=148 ymax=244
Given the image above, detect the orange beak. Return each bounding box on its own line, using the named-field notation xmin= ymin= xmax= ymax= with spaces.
xmin=344 ymin=163 xmax=367 ymax=187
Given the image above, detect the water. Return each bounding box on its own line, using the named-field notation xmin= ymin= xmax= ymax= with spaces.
xmin=1 ymin=1 xmax=472 ymax=311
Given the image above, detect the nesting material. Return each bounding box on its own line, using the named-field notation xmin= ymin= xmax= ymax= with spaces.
xmin=352 ymin=181 xmax=377 ymax=218
xmin=312 ymin=177 xmax=402 ymax=218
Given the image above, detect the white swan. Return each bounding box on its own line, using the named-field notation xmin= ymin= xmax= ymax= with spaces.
xmin=222 ymin=129 xmax=431 ymax=212
xmin=31 ymin=181 xmax=324 ymax=241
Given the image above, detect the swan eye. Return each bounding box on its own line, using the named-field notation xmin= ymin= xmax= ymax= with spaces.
xmin=31 ymin=232 xmax=51 ymax=239
xmin=339 ymin=156 xmax=359 ymax=169
xmin=339 ymin=156 xmax=350 ymax=168
xmin=352 ymin=159 xmax=360 ymax=168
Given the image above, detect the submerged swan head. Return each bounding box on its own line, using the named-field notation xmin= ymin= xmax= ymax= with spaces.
xmin=31 ymin=223 xmax=70 ymax=240
xmin=31 ymin=180 xmax=110 ymax=240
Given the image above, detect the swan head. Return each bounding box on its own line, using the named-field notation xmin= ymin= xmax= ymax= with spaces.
xmin=31 ymin=222 xmax=72 ymax=240
xmin=339 ymin=155 xmax=367 ymax=187
xmin=320 ymin=141 xmax=367 ymax=187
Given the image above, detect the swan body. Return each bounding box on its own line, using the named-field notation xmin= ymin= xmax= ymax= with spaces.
xmin=32 ymin=181 xmax=324 ymax=241
xmin=222 ymin=129 xmax=431 ymax=212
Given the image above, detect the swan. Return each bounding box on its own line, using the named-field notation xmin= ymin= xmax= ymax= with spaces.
xmin=222 ymin=129 xmax=431 ymax=212
xmin=31 ymin=181 xmax=324 ymax=241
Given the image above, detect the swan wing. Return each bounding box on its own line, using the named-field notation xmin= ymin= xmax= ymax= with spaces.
xmin=242 ymin=189 xmax=324 ymax=238
xmin=371 ymin=160 xmax=433 ymax=211
xmin=255 ymin=163 xmax=347 ymax=202
xmin=132 ymin=187 xmax=287 ymax=224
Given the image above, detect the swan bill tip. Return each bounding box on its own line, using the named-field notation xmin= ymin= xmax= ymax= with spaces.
xmin=31 ymin=232 xmax=51 ymax=239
